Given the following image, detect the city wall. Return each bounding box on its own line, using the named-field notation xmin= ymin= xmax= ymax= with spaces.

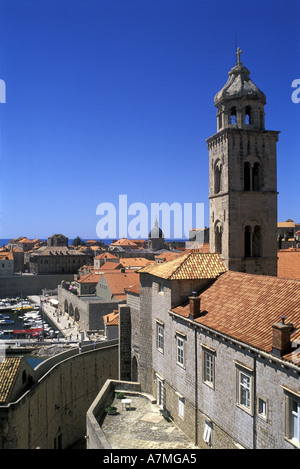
xmin=0 ymin=341 xmax=118 ymax=449
xmin=0 ymin=274 xmax=74 ymax=298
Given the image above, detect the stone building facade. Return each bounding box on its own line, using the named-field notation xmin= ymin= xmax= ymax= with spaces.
xmin=117 ymin=53 xmax=300 ymax=450
xmin=127 ymin=255 xmax=300 ymax=449
xmin=57 ymin=282 xmax=122 ymax=332
xmin=25 ymin=246 xmax=89 ymax=274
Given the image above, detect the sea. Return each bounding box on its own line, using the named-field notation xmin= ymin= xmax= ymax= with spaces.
xmin=0 ymin=238 xmax=188 ymax=247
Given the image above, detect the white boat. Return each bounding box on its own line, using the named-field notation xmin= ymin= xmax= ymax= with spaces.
xmin=24 ymin=313 xmax=41 ymax=319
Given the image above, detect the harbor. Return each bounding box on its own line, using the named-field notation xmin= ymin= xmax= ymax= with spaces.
xmin=0 ymin=295 xmax=89 ymax=355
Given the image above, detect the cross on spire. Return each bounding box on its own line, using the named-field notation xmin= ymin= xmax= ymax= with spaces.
xmin=236 ymin=47 xmax=242 ymax=64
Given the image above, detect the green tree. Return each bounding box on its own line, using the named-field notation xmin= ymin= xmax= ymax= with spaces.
xmin=72 ymin=236 xmax=85 ymax=247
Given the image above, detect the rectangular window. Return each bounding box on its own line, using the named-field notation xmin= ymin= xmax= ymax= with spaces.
xmin=203 ymin=350 xmax=214 ymax=386
xmin=238 ymin=370 xmax=251 ymax=410
xmin=290 ymin=399 xmax=300 ymax=443
xmin=203 ymin=420 xmax=212 ymax=446
xmin=156 ymin=322 xmax=164 ymax=353
xmin=258 ymin=397 xmax=267 ymax=420
xmin=289 ymin=397 xmax=300 ymax=445
xmin=177 ymin=336 xmax=185 ymax=367
xmin=178 ymin=397 xmax=185 ymax=418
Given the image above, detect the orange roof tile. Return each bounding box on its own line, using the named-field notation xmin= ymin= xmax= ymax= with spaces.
xmin=155 ymin=252 xmax=182 ymax=262
xmin=125 ymin=284 xmax=140 ymax=295
xmin=94 ymin=252 xmax=118 ymax=260
xmin=139 ymin=250 xmax=226 ymax=280
xmin=171 ymin=271 xmax=300 ymax=362
xmin=278 ymin=249 xmax=300 ymax=280
xmin=76 ymin=271 xmax=103 ymax=284
xmin=98 ymin=262 xmax=122 ymax=271
xmin=0 ymin=357 xmax=23 ymax=403
xmin=103 ymin=310 xmax=119 ymax=326
xmin=103 ymin=271 xmax=140 ymax=299
xmin=120 ymin=258 xmax=155 ymax=268
xmin=0 ymin=252 xmax=14 ymax=260
xmin=110 ymin=238 xmax=138 ymax=247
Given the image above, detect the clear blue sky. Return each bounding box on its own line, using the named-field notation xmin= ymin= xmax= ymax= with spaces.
xmin=0 ymin=0 xmax=299 ymax=240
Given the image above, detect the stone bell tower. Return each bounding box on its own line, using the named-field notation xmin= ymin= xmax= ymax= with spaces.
xmin=206 ymin=48 xmax=279 ymax=276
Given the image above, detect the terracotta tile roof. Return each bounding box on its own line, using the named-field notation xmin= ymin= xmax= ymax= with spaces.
xmin=120 ymin=258 xmax=155 ymax=268
xmin=30 ymin=246 xmax=86 ymax=256
xmin=278 ymin=249 xmax=300 ymax=280
xmin=0 ymin=357 xmax=23 ymax=403
xmin=103 ymin=271 xmax=140 ymax=299
xmin=98 ymin=262 xmax=122 ymax=271
xmin=186 ymin=242 xmax=210 ymax=253
xmin=155 ymin=252 xmax=182 ymax=262
xmin=139 ymin=250 xmax=226 ymax=280
xmin=103 ymin=310 xmax=119 ymax=326
xmin=94 ymin=252 xmax=118 ymax=260
xmin=110 ymin=238 xmax=138 ymax=247
xmin=171 ymin=271 xmax=300 ymax=362
xmin=125 ymin=284 xmax=140 ymax=295
xmin=76 ymin=271 xmax=103 ymax=284
xmin=0 ymin=252 xmax=14 ymax=260
xmin=278 ymin=221 xmax=296 ymax=228
xmin=18 ymin=238 xmax=35 ymax=244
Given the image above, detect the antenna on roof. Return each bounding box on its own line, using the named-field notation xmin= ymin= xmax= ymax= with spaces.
xmin=235 ymin=30 xmax=237 ymax=54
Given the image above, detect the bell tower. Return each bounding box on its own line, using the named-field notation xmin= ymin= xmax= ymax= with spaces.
xmin=206 ymin=49 xmax=279 ymax=276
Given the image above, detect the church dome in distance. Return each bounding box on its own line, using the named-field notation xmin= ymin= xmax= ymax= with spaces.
xmin=149 ymin=219 xmax=164 ymax=239
xmin=214 ymin=49 xmax=266 ymax=106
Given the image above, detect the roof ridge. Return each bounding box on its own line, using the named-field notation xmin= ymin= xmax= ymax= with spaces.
xmin=168 ymin=251 xmax=194 ymax=279
xmin=227 ymin=270 xmax=300 ymax=284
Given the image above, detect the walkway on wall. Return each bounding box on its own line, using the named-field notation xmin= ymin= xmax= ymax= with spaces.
xmin=28 ymin=295 xmax=88 ymax=343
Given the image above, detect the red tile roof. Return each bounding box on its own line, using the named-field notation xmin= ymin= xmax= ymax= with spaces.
xmin=103 ymin=271 xmax=140 ymax=300
xmin=119 ymin=258 xmax=155 ymax=268
xmin=171 ymin=271 xmax=300 ymax=362
xmin=76 ymin=271 xmax=103 ymax=284
xmin=103 ymin=310 xmax=119 ymax=326
xmin=278 ymin=249 xmax=300 ymax=280
xmin=98 ymin=262 xmax=122 ymax=271
xmin=139 ymin=250 xmax=226 ymax=280
xmin=0 ymin=252 xmax=14 ymax=260
xmin=94 ymin=252 xmax=118 ymax=260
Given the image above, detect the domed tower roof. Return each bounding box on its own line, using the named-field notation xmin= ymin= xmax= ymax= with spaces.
xmin=214 ymin=48 xmax=266 ymax=106
xmin=149 ymin=219 xmax=164 ymax=239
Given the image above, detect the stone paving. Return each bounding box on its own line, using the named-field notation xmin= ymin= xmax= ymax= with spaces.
xmin=101 ymin=394 xmax=198 ymax=450
xmin=29 ymin=295 xmax=86 ymax=342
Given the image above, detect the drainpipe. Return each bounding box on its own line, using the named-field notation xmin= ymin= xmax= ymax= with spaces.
xmin=194 ymin=324 xmax=198 ymax=446
xmin=253 ymin=355 xmax=257 ymax=449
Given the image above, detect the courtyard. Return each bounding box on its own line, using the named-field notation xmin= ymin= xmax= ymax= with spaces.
xmin=100 ymin=393 xmax=199 ymax=450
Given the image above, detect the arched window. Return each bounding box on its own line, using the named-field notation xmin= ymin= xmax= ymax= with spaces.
xmin=244 ymin=162 xmax=251 ymax=191
xmin=132 ymin=356 xmax=138 ymax=382
xmin=215 ymin=222 xmax=222 ymax=254
xmin=245 ymin=106 xmax=252 ymax=125
xmin=252 ymin=162 xmax=261 ymax=191
xmin=244 ymin=160 xmax=261 ymax=191
xmin=260 ymin=111 xmax=264 ymax=129
xmin=218 ymin=113 xmax=222 ymax=130
xmin=230 ymin=107 xmax=237 ymax=124
xmin=214 ymin=161 xmax=222 ymax=194
xmin=244 ymin=225 xmax=252 ymax=257
xmin=252 ymin=225 xmax=262 ymax=257
xmin=244 ymin=223 xmax=262 ymax=258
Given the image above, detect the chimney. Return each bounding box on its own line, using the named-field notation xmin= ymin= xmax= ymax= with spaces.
xmin=189 ymin=292 xmax=201 ymax=320
xmin=272 ymin=316 xmax=294 ymax=357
